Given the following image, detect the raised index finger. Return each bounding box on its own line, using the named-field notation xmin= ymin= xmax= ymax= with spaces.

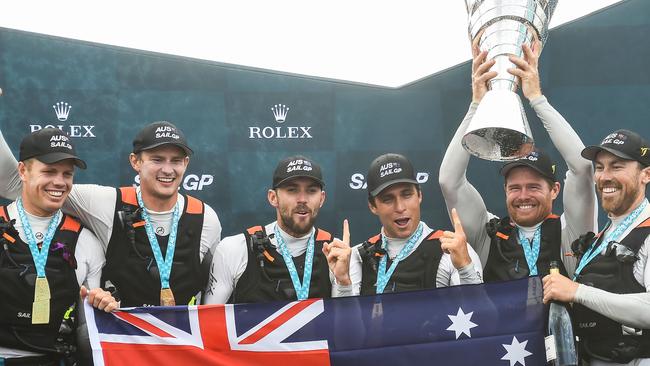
xmin=451 ymin=208 xmax=465 ymax=235
xmin=342 ymin=219 xmax=350 ymax=246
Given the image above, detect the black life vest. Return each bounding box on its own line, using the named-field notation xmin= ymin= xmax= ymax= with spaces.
xmin=358 ymin=229 xmax=444 ymax=295
xmin=484 ymin=214 xmax=568 ymax=282
xmin=573 ymin=217 xmax=650 ymax=363
xmin=230 ymin=225 xmax=332 ymax=304
xmin=102 ymin=187 xmax=209 ymax=307
xmin=0 ymin=206 xmax=81 ymax=355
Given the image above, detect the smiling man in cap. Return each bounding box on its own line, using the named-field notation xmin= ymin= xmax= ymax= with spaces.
xmin=0 ymin=128 xmax=116 ymax=365
xmin=543 ymin=129 xmax=650 ymax=365
xmin=0 ymin=121 xmax=222 ymax=308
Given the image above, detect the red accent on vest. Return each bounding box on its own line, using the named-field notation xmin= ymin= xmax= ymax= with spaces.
xmin=247 ymin=226 xmax=264 ymax=235
xmin=316 ymin=229 xmax=332 ymax=242
xmin=120 ymin=187 xmax=137 ymax=206
xmin=60 ymin=215 xmax=82 ymax=233
xmin=367 ymin=234 xmax=381 ymax=244
xmin=427 ymin=230 xmax=444 ymax=240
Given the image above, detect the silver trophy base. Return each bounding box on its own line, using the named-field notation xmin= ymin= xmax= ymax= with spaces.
xmin=462 ymin=90 xmax=534 ymax=161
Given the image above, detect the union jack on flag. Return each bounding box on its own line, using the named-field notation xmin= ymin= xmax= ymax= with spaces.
xmin=86 ymin=278 xmax=548 ymax=366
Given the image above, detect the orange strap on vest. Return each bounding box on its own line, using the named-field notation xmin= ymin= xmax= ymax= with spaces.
xmin=121 ymin=187 xmax=203 ymax=214
xmin=0 ymin=207 xmax=14 ymax=242
xmin=367 ymin=234 xmax=381 ymax=245
xmin=120 ymin=187 xmax=138 ymax=206
xmin=496 ymin=232 xmax=509 ymax=240
xmin=426 ymin=230 xmax=444 ymax=241
xmin=637 ymin=217 xmax=650 ymax=229
xmin=185 ymin=195 xmax=203 ymax=214
xmin=316 ymin=229 xmax=332 ymax=242
xmin=247 ymin=226 xmax=264 ymax=235
xmin=60 ymin=216 xmax=82 ymax=233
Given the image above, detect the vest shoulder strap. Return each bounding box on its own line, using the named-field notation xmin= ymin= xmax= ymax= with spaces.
xmin=185 ymin=195 xmax=203 ymax=215
xmin=315 ymin=228 xmax=332 ymax=242
xmin=60 ymin=215 xmax=82 ymax=233
xmin=426 ymin=230 xmax=444 ymax=241
xmin=246 ymin=225 xmax=265 ymax=236
xmin=0 ymin=205 xmax=8 ymax=222
xmin=618 ymin=217 xmax=650 ymax=254
xmin=637 ymin=217 xmax=650 ymax=229
xmin=119 ymin=187 xmax=137 ymax=206
xmin=367 ymin=234 xmax=381 ymax=244
xmin=0 ymin=206 xmax=16 ymax=243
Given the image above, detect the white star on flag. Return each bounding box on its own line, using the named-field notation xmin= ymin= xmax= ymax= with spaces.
xmin=501 ymin=336 xmax=532 ymax=366
xmin=446 ymin=307 xmax=478 ymax=339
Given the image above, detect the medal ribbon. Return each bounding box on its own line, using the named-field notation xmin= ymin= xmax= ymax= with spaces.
xmin=136 ymin=190 xmax=180 ymax=289
xmin=574 ymin=199 xmax=648 ymax=279
xmin=274 ymin=224 xmax=315 ymax=300
xmin=376 ymin=222 xmax=424 ymax=294
xmin=16 ymin=198 xmax=61 ymax=278
xmin=516 ymin=226 xmax=542 ymax=276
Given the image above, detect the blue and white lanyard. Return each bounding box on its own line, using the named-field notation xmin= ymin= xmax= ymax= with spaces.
xmin=274 ymin=224 xmax=315 ymax=301
xmin=516 ymin=226 xmax=542 ymax=276
xmin=574 ymin=199 xmax=648 ymax=280
xmin=136 ymin=190 xmax=180 ymax=289
xmin=376 ymin=222 xmax=424 ymax=294
xmin=16 ymin=198 xmax=61 ymax=278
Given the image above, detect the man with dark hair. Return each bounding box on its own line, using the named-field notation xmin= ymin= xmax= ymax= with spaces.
xmin=439 ymin=42 xmax=595 ymax=282
xmin=0 ymin=128 xmax=116 ymax=365
xmin=544 ymin=129 xmax=650 ymax=365
xmin=0 ymin=122 xmax=222 ymax=307
xmin=205 ymin=156 xmax=349 ymax=303
xmin=328 ymin=153 xmax=482 ymax=296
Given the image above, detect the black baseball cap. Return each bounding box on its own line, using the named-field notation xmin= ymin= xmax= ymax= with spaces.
xmin=19 ymin=128 xmax=86 ymax=169
xmin=500 ymin=149 xmax=557 ymax=182
xmin=272 ymin=155 xmax=324 ymax=189
xmin=132 ymin=121 xmax=193 ymax=156
xmin=581 ymin=129 xmax=650 ymax=167
xmin=367 ymin=153 xmax=418 ymax=197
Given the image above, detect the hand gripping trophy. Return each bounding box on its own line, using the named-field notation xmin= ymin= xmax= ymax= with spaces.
xmin=463 ymin=0 xmax=558 ymax=161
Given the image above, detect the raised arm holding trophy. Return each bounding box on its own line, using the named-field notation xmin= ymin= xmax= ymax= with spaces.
xmin=463 ymin=0 xmax=558 ymax=161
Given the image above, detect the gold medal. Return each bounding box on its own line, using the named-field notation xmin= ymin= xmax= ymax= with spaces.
xmin=160 ymin=287 xmax=176 ymax=306
xmin=32 ymin=299 xmax=50 ymax=324
xmin=34 ymin=276 xmax=51 ymax=301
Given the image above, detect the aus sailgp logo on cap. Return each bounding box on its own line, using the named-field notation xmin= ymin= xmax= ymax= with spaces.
xmin=29 ymin=100 xmax=96 ymax=138
xmin=50 ymin=134 xmax=72 ymax=150
xmin=380 ymin=162 xmax=402 ymax=177
xmin=155 ymin=125 xmax=180 ymax=140
xmin=286 ymin=158 xmax=313 ymax=173
xmin=602 ymin=132 xmax=627 ymax=145
xmin=248 ymin=104 xmax=312 ymax=139
xmin=526 ymin=151 xmax=539 ymax=161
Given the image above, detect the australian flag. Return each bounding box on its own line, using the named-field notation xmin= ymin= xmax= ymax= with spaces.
xmin=86 ymin=277 xmax=547 ymax=366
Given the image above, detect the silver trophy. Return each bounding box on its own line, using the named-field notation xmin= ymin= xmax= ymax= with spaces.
xmin=463 ymin=0 xmax=558 ymax=161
